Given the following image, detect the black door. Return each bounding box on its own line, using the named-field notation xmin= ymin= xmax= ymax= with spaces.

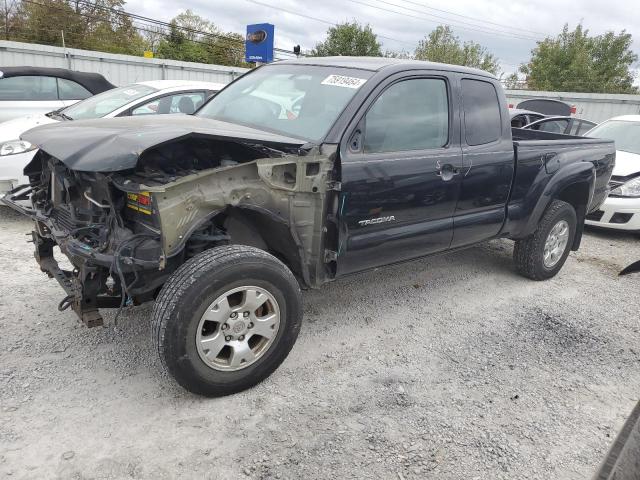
xmin=451 ymin=78 xmax=514 ymax=247
xmin=337 ymin=75 xmax=463 ymax=275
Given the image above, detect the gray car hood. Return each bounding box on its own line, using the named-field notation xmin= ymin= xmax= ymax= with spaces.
xmin=21 ymin=114 xmax=307 ymax=172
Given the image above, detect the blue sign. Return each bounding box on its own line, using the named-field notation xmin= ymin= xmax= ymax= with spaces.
xmin=245 ymin=23 xmax=274 ymax=63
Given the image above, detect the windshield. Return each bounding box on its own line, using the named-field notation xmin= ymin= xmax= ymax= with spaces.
xmin=197 ymin=65 xmax=373 ymax=142
xmin=587 ymin=120 xmax=640 ymax=155
xmin=63 ymin=84 xmax=158 ymax=120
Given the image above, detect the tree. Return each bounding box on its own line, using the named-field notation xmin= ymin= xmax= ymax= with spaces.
xmin=1 ymin=0 xmax=24 ymax=40
xmin=520 ymin=24 xmax=638 ymax=93
xmin=414 ymin=26 xmax=500 ymax=75
xmin=155 ymin=10 xmax=247 ymax=67
xmin=12 ymin=0 xmax=145 ymax=55
xmin=19 ymin=0 xmax=82 ymax=46
xmin=503 ymin=72 xmax=522 ymax=90
xmin=384 ymin=49 xmax=412 ymax=59
xmin=3 ymin=2 xmax=246 ymax=66
xmin=312 ymin=21 xmax=382 ymax=57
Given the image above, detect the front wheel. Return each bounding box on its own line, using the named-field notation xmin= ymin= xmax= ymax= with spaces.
xmin=513 ymin=200 xmax=577 ymax=280
xmin=152 ymin=245 xmax=302 ymax=396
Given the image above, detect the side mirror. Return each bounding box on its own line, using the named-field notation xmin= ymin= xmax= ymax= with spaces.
xmin=349 ymin=129 xmax=363 ymax=152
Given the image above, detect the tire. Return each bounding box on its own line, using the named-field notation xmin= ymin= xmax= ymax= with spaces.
xmin=513 ymin=200 xmax=577 ymax=281
xmin=152 ymin=245 xmax=302 ymax=397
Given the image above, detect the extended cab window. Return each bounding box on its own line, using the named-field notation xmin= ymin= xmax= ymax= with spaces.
xmin=462 ymin=79 xmax=502 ymax=145
xmin=364 ymin=78 xmax=449 ymax=153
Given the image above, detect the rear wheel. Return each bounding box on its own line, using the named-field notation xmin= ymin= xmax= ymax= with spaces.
xmin=152 ymin=245 xmax=302 ymax=396
xmin=513 ymin=200 xmax=577 ymax=280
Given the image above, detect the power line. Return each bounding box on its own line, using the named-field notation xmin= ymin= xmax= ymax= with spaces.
xmin=347 ymin=0 xmax=542 ymax=42
xmin=74 ymin=0 xmax=305 ymax=56
xmin=25 ymin=0 xmax=303 ymax=58
xmin=393 ymin=0 xmax=549 ymax=37
xmin=244 ymin=0 xmax=417 ymax=49
xmin=20 ymin=0 xmax=249 ymax=59
xmin=368 ymin=0 xmax=542 ymax=40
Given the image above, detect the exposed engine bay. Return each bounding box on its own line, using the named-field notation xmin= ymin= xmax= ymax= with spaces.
xmin=9 ymin=134 xmax=337 ymax=327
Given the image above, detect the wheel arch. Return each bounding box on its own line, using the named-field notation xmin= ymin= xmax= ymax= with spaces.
xmin=556 ymin=180 xmax=592 ymax=250
xmin=182 ymin=205 xmax=310 ymax=288
xmin=514 ymin=161 xmax=595 ymax=249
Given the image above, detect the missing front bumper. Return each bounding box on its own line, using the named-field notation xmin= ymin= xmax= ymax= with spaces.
xmin=32 ymin=231 xmax=120 ymax=327
xmin=1 ymin=183 xmax=34 ymax=216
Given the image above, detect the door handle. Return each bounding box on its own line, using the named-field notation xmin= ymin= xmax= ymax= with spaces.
xmin=436 ymin=162 xmax=460 ymax=182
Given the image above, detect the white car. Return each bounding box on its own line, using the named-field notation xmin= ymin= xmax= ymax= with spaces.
xmin=0 ymin=80 xmax=225 ymax=196
xmin=585 ymin=115 xmax=640 ymax=232
xmin=0 ymin=67 xmax=115 ymax=123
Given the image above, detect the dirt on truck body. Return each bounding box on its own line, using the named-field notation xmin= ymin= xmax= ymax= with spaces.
xmin=3 ymin=57 xmax=614 ymax=397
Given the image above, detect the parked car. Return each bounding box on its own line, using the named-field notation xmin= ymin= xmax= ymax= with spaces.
xmin=0 ymin=80 xmax=225 ymax=197
xmin=516 ymin=98 xmax=573 ymax=116
xmin=0 ymin=67 xmax=115 ymax=123
xmin=509 ymin=108 xmax=546 ymax=128
xmin=524 ymin=116 xmax=597 ymax=136
xmin=3 ymin=57 xmax=615 ymax=397
xmin=584 ymin=115 xmax=640 ymax=232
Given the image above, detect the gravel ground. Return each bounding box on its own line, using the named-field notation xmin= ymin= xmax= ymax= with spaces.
xmin=1 ymin=206 xmax=639 ymax=480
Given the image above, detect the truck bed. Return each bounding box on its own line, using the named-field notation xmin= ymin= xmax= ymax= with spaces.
xmin=511 ymin=127 xmax=615 ymax=209
xmin=503 ymin=128 xmax=616 ymax=239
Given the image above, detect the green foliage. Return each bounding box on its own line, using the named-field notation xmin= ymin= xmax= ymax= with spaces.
xmin=384 ymin=49 xmax=413 ymax=59
xmin=414 ymin=26 xmax=500 ymax=75
xmin=3 ymin=0 xmax=145 ymax=55
xmin=520 ymin=24 xmax=638 ymax=93
xmin=154 ymin=10 xmax=248 ymax=67
xmin=1 ymin=2 xmax=247 ymax=67
xmin=312 ymin=21 xmax=382 ymax=57
xmin=1 ymin=0 xmax=25 ymax=40
xmin=503 ymin=72 xmax=522 ymax=90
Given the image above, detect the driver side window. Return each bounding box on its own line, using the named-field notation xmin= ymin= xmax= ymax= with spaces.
xmin=363 ymin=78 xmax=449 ymax=154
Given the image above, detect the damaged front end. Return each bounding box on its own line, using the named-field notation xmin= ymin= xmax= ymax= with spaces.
xmin=12 ymin=153 xmax=167 ymax=326
xmin=4 ymin=120 xmax=336 ymax=327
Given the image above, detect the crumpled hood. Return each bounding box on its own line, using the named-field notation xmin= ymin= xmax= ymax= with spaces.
xmin=612 ymin=150 xmax=640 ymax=177
xmin=0 ymin=113 xmax=58 ymax=142
xmin=21 ymin=114 xmax=307 ymax=172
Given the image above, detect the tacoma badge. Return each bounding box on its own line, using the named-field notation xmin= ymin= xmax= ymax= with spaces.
xmin=358 ymin=216 xmax=396 ymax=226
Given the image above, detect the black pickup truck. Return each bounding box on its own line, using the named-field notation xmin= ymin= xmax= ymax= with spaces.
xmin=3 ymin=57 xmax=615 ymax=396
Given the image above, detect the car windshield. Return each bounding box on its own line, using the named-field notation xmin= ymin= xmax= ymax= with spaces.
xmin=197 ymin=65 xmax=373 ymax=142
xmin=63 ymin=84 xmax=158 ymax=120
xmin=586 ymin=120 xmax=640 ymax=155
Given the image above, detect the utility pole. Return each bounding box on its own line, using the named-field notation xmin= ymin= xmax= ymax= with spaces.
xmin=61 ymin=30 xmax=72 ymax=69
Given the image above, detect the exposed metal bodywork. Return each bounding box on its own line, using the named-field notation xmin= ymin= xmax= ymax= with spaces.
xmin=140 ymin=148 xmax=335 ymax=286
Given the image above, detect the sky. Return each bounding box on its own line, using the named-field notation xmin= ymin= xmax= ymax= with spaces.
xmin=126 ymin=0 xmax=640 ymax=81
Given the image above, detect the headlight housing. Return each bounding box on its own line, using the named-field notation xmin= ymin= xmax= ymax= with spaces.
xmin=0 ymin=140 xmax=36 ymax=156
xmin=610 ymin=177 xmax=640 ymax=198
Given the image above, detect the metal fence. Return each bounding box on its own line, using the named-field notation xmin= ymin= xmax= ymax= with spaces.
xmin=0 ymin=40 xmax=249 ymax=86
xmin=505 ymin=89 xmax=640 ymax=123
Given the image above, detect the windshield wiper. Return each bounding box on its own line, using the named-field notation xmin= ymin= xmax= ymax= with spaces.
xmin=45 ymin=108 xmax=73 ymax=121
